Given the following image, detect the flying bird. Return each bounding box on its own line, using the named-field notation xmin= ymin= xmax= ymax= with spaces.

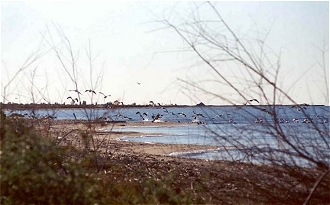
xmin=152 ymin=113 xmax=162 ymax=122
xmin=291 ymin=104 xmax=307 ymax=111
xmin=193 ymin=111 xmax=205 ymax=118
xmin=162 ymin=107 xmax=169 ymax=113
xmin=137 ymin=82 xmax=141 ymax=85
xmin=244 ymin=99 xmax=259 ymax=105
xmin=85 ymin=89 xmax=96 ymax=94
xmin=178 ymin=112 xmax=187 ymax=117
xmin=212 ymin=114 xmax=223 ymax=119
xmin=249 ymin=99 xmax=259 ymax=103
xmin=67 ymin=96 xmax=78 ymax=102
xmin=136 ymin=111 xmax=146 ymax=121
xmin=69 ymin=89 xmax=82 ymax=95
xmin=99 ymin=92 xmax=111 ymax=98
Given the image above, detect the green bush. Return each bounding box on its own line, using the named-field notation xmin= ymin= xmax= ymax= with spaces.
xmin=0 ymin=114 xmax=194 ymax=205
xmin=0 ymin=116 xmax=102 ymax=205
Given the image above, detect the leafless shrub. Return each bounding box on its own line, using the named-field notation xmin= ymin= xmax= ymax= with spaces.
xmin=158 ymin=2 xmax=329 ymax=203
xmin=2 ymin=23 xmax=114 ymax=170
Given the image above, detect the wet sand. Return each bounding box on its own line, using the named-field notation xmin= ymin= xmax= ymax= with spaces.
xmin=43 ymin=119 xmax=218 ymax=159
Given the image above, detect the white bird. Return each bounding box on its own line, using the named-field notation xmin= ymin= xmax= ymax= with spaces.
xmin=178 ymin=112 xmax=187 ymax=117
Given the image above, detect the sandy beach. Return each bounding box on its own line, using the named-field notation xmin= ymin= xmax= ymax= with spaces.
xmin=11 ymin=118 xmax=330 ymax=204
xmin=45 ymin=119 xmax=219 ymax=160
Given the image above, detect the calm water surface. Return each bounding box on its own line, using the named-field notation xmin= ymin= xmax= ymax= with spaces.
xmin=5 ymin=105 xmax=330 ymax=167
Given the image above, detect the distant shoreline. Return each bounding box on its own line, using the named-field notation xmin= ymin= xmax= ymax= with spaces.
xmin=1 ymin=103 xmax=189 ymax=110
xmin=1 ymin=102 xmax=325 ymax=110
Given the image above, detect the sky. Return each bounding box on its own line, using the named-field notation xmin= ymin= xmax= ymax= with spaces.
xmin=1 ymin=1 xmax=329 ymax=105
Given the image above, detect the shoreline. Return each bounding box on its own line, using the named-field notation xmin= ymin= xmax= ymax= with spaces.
xmin=2 ymin=103 xmax=325 ymax=111
xmin=47 ymin=119 xmax=219 ymax=159
xmin=12 ymin=118 xmax=330 ymax=204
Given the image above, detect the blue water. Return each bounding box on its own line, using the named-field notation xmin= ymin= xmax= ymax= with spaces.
xmin=5 ymin=105 xmax=329 ymax=123
xmin=5 ymin=105 xmax=330 ymax=167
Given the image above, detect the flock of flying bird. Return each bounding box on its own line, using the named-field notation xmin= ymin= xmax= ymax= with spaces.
xmin=67 ymin=88 xmax=260 ymax=107
xmin=108 ymin=104 xmax=328 ymax=125
xmin=64 ymin=92 xmax=328 ymax=125
xmin=66 ymin=83 xmax=142 ymax=104
xmin=112 ymin=108 xmax=208 ymax=124
xmin=104 ymin=98 xmax=260 ymax=124
xmin=67 ymin=89 xmax=111 ymax=104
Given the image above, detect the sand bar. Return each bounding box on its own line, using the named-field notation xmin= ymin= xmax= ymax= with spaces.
xmin=42 ymin=119 xmax=219 ymax=158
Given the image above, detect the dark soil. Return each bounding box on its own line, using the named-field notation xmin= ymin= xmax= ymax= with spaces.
xmin=96 ymin=149 xmax=330 ymax=205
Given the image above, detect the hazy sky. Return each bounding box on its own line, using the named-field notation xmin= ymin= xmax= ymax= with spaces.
xmin=1 ymin=1 xmax=329 ymax=105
